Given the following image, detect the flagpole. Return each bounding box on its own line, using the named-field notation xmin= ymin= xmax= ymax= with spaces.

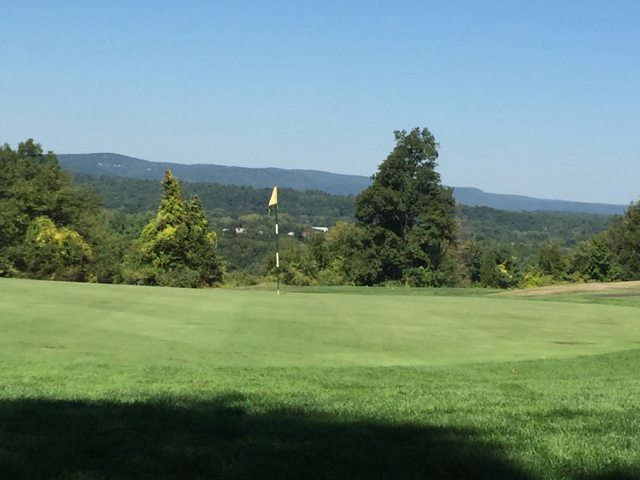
xmin=268 ymin=186 xmax=280 ymax=296
xmin=275 ymin=206 xmax=280 ymax=295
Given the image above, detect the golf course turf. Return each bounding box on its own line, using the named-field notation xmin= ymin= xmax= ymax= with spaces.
xmin=1 ymin=278 xmax=640 ymax=479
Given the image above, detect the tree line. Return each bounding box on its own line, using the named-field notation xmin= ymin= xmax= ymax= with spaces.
xmin=72 ymin=166 xmax=614 ymax=278
xmin=0 ymin=141 xmax=221 ymax=287
xmin=257 ymin=129 xmax=639 ymax=288
xmin=2 ymin=134 xmax=638 ymax=289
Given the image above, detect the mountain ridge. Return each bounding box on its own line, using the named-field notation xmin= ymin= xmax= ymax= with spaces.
xmin=57 ymin=153 xmax=627 ymax=215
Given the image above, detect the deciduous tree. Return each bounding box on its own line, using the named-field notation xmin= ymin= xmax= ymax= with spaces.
xmin=0 ymin=140 xmax=103 ymax=280
xmin=354 ymin=128 xmax=457 ymax=286
xmin=607 ymin=199 xmax=640 ymax=281
xmin=537 ymin=240 xmax=567 ymax=280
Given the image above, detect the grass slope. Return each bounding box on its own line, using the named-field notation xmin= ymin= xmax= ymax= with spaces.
xmin=2 ymin=279 xmax=640 ymax=479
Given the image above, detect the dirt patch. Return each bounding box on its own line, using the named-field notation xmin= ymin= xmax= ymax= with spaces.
xmin=590 ymin=293 xmax=640 ymax=298
xmin=553 ymin=341 xmax=595 ymax=345
xmin=497 ymin=280 xmax=640 ymax=297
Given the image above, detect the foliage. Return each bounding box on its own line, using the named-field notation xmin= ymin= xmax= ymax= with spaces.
xmin=20 ymin=217 xmax=93 ymax=281
xmin=222 ymin=269 xmax=261 ymax=287
xmin=69 ymin=172 xmax=616 ymax=287
xmin=311 ymin=222 xmax=363 ymax=286
xmin=536 ymin=240 xmax=568 ymax=280
xmin=3 ymin=140 xmax=638 ymax=290
xmin=480 ymin=245 xmax=519 ymax=288
xmin=72 ymin=172 xmax=355 ymax=225
xmin=218 ymin=234 xmax=274 ymax=274
xmin=214 ymin=213 xmax=299 ymax=274
xmin=456 ymin=239 xmax=484 ymax=286
xmin=121 ymin=169 xmax=224 ymax=287
xmin=354 ymin=128 xmax=458 ymax=286
xmin=608 ymin=199 xmax=640 ymax=280
xmin=73 ymin=173 xmax=614 ymax=249
xmin=519 ymin=265 xmax=555 ymax=289
xmin=261 ymin=242 xmax=319 ymax=286
xmin=570 ymin=233 xmax=615 ymax=282
xmin=0 ymin=140 xmax=106 ymax=281
xmin=457 ymin=205 xmax=612 ymax=247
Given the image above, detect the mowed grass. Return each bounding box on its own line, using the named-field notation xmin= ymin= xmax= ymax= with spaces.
xmin=1 ymin=278 xmax=640 ymax=479
xmin=3 ymin=279 xmax=640 ymax=367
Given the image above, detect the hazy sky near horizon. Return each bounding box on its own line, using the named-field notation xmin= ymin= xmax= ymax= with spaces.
xmin=1 ymin=1 xmax=638 ymax=204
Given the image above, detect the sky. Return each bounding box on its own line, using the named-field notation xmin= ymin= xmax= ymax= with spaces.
xmin=1 ymin=1 xmax=639 ymax=204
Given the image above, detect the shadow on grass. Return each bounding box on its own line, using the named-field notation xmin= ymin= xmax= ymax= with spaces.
xmin=1 ymin=393 xmax=532 ymax=480
xmin=1 ymin=394 xmax=639 ymax=480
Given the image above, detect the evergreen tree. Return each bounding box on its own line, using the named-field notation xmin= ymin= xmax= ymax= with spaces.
xmin=121 ymin=169 xmax=223 ymax=287
xmin=354 ymin=128 xmax=458 ymax=286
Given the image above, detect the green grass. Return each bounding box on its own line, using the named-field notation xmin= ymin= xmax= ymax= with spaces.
xmin=2 ymin=278 xmax=640 ymax=479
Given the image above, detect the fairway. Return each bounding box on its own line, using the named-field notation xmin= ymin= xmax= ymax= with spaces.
xmin=2 ymin=278 xmax=640 ymax=479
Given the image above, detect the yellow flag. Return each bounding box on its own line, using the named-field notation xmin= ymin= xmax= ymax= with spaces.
xmin=268 ymin=186 xmax=278 ymax=213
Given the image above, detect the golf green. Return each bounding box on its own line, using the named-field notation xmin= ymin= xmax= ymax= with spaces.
xmin=2 ymin=278 xmax=639 ymax=367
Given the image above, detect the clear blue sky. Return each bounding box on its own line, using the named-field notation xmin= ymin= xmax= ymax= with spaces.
xmin=1 ymin=1 xmax=638 ymax=204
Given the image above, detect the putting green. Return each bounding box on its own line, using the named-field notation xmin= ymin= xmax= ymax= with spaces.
xmin=2 ymin=278 xmax=639 ymax=367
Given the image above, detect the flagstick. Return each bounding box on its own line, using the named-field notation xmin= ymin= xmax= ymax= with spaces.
xmin=268 ymin=186 xmax=279 ymax=296
xmin=275 ymin=207 xmax=280 ymax=295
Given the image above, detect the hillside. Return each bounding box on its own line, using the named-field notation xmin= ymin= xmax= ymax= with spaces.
xmin=69 ymin=173 xmax=355 ymax=223
xmin=71 ymin=173 xmax=612 ymax=250
xmin=59 ymin=152 xmax=627 ymax=215
xmin=451 ymin=188 xmax=626 ymax=216
xmin=58 ymin=153 xmax=371 ymax=196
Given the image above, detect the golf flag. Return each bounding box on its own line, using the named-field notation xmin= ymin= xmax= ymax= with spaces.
xmin=269 ymin=186 xmax=280 ymax=295
xmin=268 ymin=186 xmax=278 ymax=213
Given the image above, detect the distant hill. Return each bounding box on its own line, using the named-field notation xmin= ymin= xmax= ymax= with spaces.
xmin=69 ymin=172 xmax=356 ymax=223
xmin=58 ymin=153 xmax=628 ymax=215
xmin=58 ymin=153 xmax=371 ymax=197
xmin=450 ymin=188 xmax=626 ymax=216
